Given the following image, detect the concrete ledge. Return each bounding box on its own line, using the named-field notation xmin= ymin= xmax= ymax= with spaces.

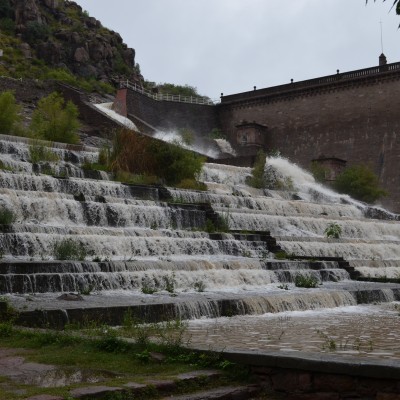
xmin=210 ymin=348 xmax=400 ymax=380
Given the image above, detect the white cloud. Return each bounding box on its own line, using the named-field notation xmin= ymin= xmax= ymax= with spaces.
xmin=75 ymin=0 xmax=400 ymax=99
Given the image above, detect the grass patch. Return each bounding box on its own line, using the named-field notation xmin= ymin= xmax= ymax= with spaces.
xmin=294 ymin=274 xmax=319 ymax=288
xmin=29 ymin=142 xmax=59 ymax=163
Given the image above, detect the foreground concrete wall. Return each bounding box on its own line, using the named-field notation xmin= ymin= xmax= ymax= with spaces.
xmin=222 ymin=349 xmax=400 ymax=400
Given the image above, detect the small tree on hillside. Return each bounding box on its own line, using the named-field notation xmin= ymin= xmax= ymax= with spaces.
xmin=333 ymin=164 xmax=388 ymax=204
xmin=30 ymin=92 xmax=80 ymax=144
xmin=0 ymin=91 xmax=22 ymax=135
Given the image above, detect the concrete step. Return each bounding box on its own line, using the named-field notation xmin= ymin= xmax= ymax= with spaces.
xmin=159 ymin=385 xmax=260 ymax=400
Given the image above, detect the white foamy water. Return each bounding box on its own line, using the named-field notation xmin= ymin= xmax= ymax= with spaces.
xmin=185 ymin=303 xmax=400 ymax=360
xmin=1 ymin=137 xmax=400 ymax=321
xmin=95 ymin=103 xmax=137 ymax=130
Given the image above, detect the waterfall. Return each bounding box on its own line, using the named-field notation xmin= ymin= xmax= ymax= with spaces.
xmin=1 ymin=136 xmax=400 ymax=322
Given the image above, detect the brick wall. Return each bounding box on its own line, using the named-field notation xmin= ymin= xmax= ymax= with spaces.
xmin=217 ymin=71 xmax=400 ymax=212
xmin=125 ymin=89 xmax=219 ymax=136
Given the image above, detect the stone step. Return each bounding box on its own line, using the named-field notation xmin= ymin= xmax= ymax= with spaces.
xmin=68 ymin=369 xmax=230 ymax=399
xmin=159 ymin=385 xmax=260 ymax=400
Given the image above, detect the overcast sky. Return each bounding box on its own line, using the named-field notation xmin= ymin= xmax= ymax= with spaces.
xmin=74 ymin=0 xmax=399 ymax=101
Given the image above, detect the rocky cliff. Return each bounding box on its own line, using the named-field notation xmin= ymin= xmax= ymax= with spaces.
xmin=0 ymin=0 xmax=142 ymax=86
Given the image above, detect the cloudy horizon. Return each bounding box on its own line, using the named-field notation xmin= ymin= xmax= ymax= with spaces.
xmin=74 ymin=0 xmax=399 ymax=101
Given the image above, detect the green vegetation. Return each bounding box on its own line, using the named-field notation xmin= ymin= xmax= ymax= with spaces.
xmin=0 ymin=91 xmax=22 ymax=135
xmin=30 ymin=92 xmax=80 ymax=144
xmin=274 ymin=250 xmax=290 ymax=260
xmin=333 ymin=164 xmax=387 ymax=203
xmin=209 ymin=128 xmax=227 ymax=140
xmin=163 ymin=273 xmax=176 ymax=294
xmin=193 ymin=280 xmax=206 ymax=292
xmin=0 ymin=318 xmax=245 ymax=392
xmin=324 ymin=222 xmax=342 ymax=239
xmin=22 ymin=21 xmax=51 ymax=45
xmin=248 ymin=149 xmax=266 ymax=188
xmin=310 ymin=161 xmax=328 ymax=183
xmin=53 ymin=238 xmax=87 ymax=261
xmin=175 ymin=178 xmax=207 ymax=191
xmin=0 ymin=207 xmax=16 ymax=225
xmin=179 ymin=128 xmax=194 ymax=146
xmin=294 ymin=274 xmax=319 ymax=288
xmin=110 ymin=129 xmax=205 ymax=187
xmin=0 ymin=0 xmax=13 ymax=18
xmin=144 ymin=81 xmax=210 ymax=100
xmin=29 ymin=142 xmax=59 ymax=163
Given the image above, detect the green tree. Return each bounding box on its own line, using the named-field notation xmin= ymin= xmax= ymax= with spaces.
xmin=30 ymin=92 xmax=80 ymax=144
xmin=333 ymin=164 xmax=388 ymax=203
xmin=0 ymin=91 xmax=21 ymax=135
xmin=150 ymin=140 xmax=205 ymax=185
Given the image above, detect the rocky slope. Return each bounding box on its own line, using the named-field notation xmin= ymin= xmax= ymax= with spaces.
xmin=0 ymin=0 xmax=142 ymax=86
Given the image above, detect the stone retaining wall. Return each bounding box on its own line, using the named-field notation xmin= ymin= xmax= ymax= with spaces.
xmin=219 ymin=349 xmax=400 ymax=399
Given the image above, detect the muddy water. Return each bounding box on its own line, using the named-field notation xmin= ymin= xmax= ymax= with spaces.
xmin=185 ymin=303 xmax=400 ymax=361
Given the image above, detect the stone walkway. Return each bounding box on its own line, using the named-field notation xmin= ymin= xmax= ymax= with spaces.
xmin=0 ymin=348 xmax=261 ymax=400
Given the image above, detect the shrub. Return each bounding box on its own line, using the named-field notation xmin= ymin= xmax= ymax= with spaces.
xmin=149 ymin=140 xmax=205 ymax=185
xmin=325 ymin=222 xmax=342 ymax=239
xmin=209 ymin=128 xmax=226 ymax=140
xmin=30 ymin=92 xmax=80 ymax=144
xmin=294 ymin=274 xmax=319 ymax=288
xmin=248 ymin=149 xmax=266 ymax=188
xmin=310 ymin=161 xmax=328 ymax=183
xmin=53 ymin=238 xmax=87 ymax=261
xmin=193 ymin=280 xmax=206 ymax=292
xmin=333 ymin=164 xmax=388 ymax=204
xmin=0 ymin=0 xmax=12 ymax=18
xmin=23 ymin=21 xmax=51 ymax=45
xmin=29 ymin=143 xmax=59 ymax=163
xmin=0 ymin=91 xmax=22 ymax=135
xmin=0 ymin=17 xmax=14 ymax=33
xmin=110 ymin=129 xmax=205 ymax=186
xmin=0 ymin=207 xmax=16 ymax=224
xmin=163 ymin=273 xmax=176 ymax=293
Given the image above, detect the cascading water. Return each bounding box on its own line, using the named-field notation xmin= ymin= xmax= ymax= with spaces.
xmin=1 ymin=135 xmax=400 ymax=325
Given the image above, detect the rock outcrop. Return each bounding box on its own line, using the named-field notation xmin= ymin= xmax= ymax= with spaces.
xmin=2 ymin=0 xmax=142 ymax=86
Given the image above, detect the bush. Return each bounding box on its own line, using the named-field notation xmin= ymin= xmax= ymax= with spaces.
xmin=29 ymin=143 xmax=59 ymax=163
xmin=294 ymin=274 xmax=319 ymax=288
xmin=325 ymin=222 xmax=342 ymax=239
xmin=53 ymin=238 xmax=87 ymax=261
xmin=0 ymin=17 xmax=14 ymax=33
xmin=310 ymin=161 xmax=328 ymax=183
xmin=149 ymin=140 xmax=205 ymax=186
xmin=0 ymin=91 xmax=22 ymax=135
xmin=30 ymin=92 xmax=80 ymax=144
xmin=110 ymin=129 xmax=205 ymax=186
xmin=248 ymin=149 xmax=266 ymax=188
xmin=0 ymin=207 xmax=16 ymax=224
xmin=209 ymin=128 xmax=226 ymax=140
xmin=0 ymin=0 xmax=13 ymax=18
xmin=23 ymin=21 xmax=51 ymax=45
xmin=333 ymin=165 xmax=387 ymax=204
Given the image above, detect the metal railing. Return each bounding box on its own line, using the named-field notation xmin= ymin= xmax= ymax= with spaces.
xmin=121 ymin=80 xmax=214 ymax=105
xmin=222 ymin=61 xmax=400 ymax=103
